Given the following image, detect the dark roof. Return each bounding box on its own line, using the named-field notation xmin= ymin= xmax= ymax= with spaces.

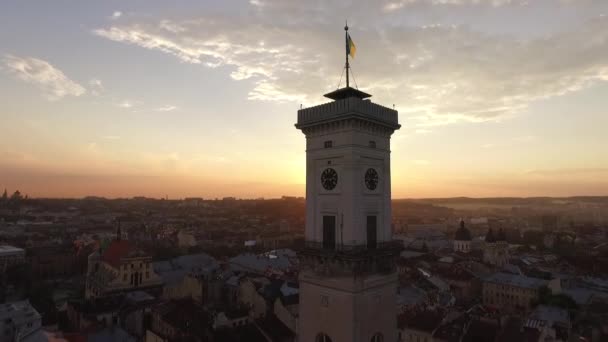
xmin=154 ymin=299 xmax=212 ymax=336
xmin=496 ymin=228 xmax=506 ymax=241
xmin=260 ymin=279 xmax=285 ymax=302
xmin=496 ymin=317 xmax=542 ymax=342
xmin=324 ymin=86 xmax=371 ymax=100
xmin=255 ymin=314 xmax=296 ymax=340
xmin=398 ymin=309 xmax=445 ymax=332
xmin=433 ymin=315 xmax=469 ymax=342
xmin=455 ymin=220 xmax=472 ymax=241
xmin=68 ymin=297 xmax=125 ymax=315
xmin=462 ymin=319 xmax=499 ymax=342
xmin=486 ymin=228 xmax=496 ymax=243
xmin=279 ymin=294 xmax=299 ymax=306
xmin=224 ymin=307 xmax=249 ymax=320
xmin=214 ymin=324 xmax=268 ymax=342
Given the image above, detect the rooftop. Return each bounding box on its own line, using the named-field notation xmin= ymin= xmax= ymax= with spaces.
xmin=0 ymin=245 xmax=25 ymax=255
xmin=323 ymin=86 xmax=371 ymax=100
xmin=101 ymin=240 xmax=134 ymax=267
xmin=484 ymin=272 xmax=548 ymax=289
xmin=454 ymin=220 xmax=472 ymax=241
xmin=462 ymin=319 xmax=499 ymax=342
xmin=0 ymin=300 xmax=40 ymax=321
xmin=398 ymin=309 xmax=445 ymax=332
xmin=528 ymin=305 xmax=569 ymax=326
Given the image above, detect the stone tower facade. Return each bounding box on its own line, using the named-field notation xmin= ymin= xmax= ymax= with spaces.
xmin=296 ymin=86 xmax=401 ymax=342
xmin=483 ymin=228 xmax=509 ymax=267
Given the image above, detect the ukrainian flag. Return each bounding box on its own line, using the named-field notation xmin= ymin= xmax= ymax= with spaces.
xmin=347 ymin=33 xmax=356 ymax=58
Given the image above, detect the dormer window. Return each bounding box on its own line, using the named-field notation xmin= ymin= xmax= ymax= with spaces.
xmin=324 ymin=140 xmax=333 ymax=148
xmin=369 ymin=141 xmax=376 ymax=148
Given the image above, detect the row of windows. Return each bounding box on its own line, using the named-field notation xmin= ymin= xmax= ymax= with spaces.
xmin=123 ymin=262 xmax=150 ymax=270
xmin=123 ymin=272 xmax=150 ymax=282
xmin=324 ymin=140 xmax=376 ymax=148
xmin=485 ymin=284 xmax=533 ymax=293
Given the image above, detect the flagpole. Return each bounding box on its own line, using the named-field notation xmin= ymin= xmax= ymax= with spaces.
xmin=345 ymin=21 xmax=349 ymax=88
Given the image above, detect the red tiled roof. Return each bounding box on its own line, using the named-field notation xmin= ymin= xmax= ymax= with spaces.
xmin=102 ymin=240 xmax=133 ymax=267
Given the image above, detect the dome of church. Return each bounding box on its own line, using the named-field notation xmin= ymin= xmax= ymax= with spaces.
xmin=485 ymin=228 xmax=497 ymax=243
xmin=454 ymin=220 xmax=472 ymax=241
xmin=496 ymin=228 xmax=506 ymax=241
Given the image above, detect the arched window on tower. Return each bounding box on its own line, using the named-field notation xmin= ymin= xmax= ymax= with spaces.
xmin=371 ymin=333 xmax=383 ymax=342
xmin=316 ymin=333 xmax=332 ymax=342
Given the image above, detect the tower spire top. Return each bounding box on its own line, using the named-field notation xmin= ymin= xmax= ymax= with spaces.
xmin=344 ymin=21 xmax=350 ymax=88
xmin=323 ymin=22 xmax=370 ymax=101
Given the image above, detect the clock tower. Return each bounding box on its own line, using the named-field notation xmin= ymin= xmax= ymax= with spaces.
xmin=296 ymin=24 xmax=401 ymax=342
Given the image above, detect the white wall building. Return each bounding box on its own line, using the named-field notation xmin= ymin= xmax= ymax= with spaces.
xmin=0 ymin=245 xmax=25 ymax=272
xmin=0 ymin=300 xmax=43 ymax=342
xmin=296 ymin=33 xmax=401 ymax=342
xmin=453 ymin=220 xmax=472 ymax=253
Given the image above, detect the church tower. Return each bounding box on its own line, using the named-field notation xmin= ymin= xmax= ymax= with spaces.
xmin=296 ymin=24 xmax=401 ymax=342
xmin=483 ymin=228 xmax=509 ymax=267
xmin=454 ymin=219 xmax=472 ymax=253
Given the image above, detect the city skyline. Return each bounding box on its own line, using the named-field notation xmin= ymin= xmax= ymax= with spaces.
xmin=2 ymin=0 xmax=608 ymax=199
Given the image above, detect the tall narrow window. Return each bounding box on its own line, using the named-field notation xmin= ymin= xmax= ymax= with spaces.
xmin=322 ymin=216 xmax=336 ymax=250
xmin=367 ymin=216 xmax=377 ymax=249
xmin=324 ymin=140 xmax=333 ymax=148
xmin=371 ymin=333 xmax=383 ymax=342
xmin=316 ymin=334 xmax=333 ymax=342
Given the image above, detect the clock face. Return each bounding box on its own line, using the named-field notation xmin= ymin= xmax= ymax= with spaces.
xmin=321 ymin=168 xmax=338 ymax=190
xmin=365 ymin=168 xmax=379 ymax=190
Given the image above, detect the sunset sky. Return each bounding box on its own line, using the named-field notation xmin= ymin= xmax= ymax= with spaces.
xmin=1 ymin=0 xmax=608 ymax=199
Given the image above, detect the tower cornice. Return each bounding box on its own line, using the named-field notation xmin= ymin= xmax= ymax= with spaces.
xmin=296 ymin=96 xmax=400 ymax=132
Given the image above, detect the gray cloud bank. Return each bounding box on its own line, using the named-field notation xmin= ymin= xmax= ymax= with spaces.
xmin=94 ymin=0 xmax=608 ymax=125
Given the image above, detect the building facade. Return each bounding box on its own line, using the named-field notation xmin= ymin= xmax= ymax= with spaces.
xmin=453 ymin=220 xmax=472 ymax=253
xmin=483 ymin=228 xmax=509 ymax=267
xmin=296 ymin=49 xmax=401 ymax=341
xmin=0 ymin=245 xmax=25 ymax=272
xmin=0 ymin=300 xmax=43 ymax=342
xmin=86 ymin=230 xmax=162 ymax=299
xmin=482 ymin=273 xmax=561 ymax=312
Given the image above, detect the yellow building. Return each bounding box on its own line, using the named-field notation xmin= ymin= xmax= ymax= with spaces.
xmin=482 ymin=273 xmax=561 ymax=312
xmin=86 ymin=233 xmax=162 ymax=299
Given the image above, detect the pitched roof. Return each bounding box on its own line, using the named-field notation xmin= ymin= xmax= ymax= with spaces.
xmin=483 ymin=272 xmax=548 ymax=289
xmin=398 ymin=309 xmax=445 ymax=332
xmin=102 ymin=240 xmax=133 ymax=267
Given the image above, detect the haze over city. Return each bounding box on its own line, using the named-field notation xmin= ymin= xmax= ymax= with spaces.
xmin=4 ymin=2 xmax=608 ymax=342
xmin=2 ymin=0 xmax=608 ymax=199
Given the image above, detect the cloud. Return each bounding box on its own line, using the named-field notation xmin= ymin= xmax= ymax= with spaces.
xmin=102 ymin=135 xmax=120 ymax=140
xmin=383 ymin=0 xmax=521 ymax=12
xmin=524 ymin=168 xmax=608 ymax=177
xmin=3 ymin=55 xmax=85 ymax=100
xmin=93 ymin=1 xmax=608 ymax=124
xmin=89 ymin=78 xmax=104 ymax=95
xmin=116 ymin=100 xmax=141 ymax=108
xmin=111 ymin=11 xmax=122 ymax=20
xmin=415 ymin=129 xmax=432 ymax=134
xmin=157 ymin=105 xmax=178 ymax=112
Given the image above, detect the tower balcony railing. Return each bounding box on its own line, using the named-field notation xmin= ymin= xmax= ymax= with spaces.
xmin=301 ymin=240 xmax=403 ymax=256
